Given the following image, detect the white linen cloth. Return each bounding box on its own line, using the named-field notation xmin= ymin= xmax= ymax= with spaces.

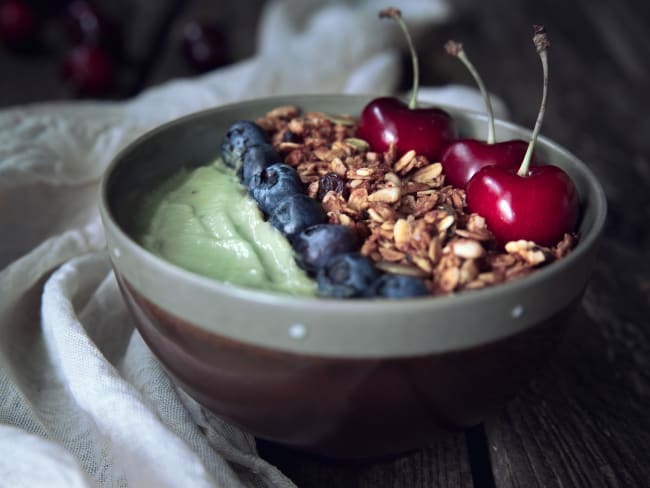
xmin=0 ymin=1 xmax=505 ymax=486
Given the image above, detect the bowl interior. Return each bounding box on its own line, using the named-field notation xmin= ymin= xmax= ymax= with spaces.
xmin=100 ymin=94 xmax=607 ymax=357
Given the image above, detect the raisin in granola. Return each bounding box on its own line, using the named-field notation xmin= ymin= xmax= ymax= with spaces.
xmin=255 ymin=106 xmax=578 ymax=296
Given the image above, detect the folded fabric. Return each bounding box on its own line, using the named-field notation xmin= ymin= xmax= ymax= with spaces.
xmin=0 ymin=1 xmax=502 ymax=486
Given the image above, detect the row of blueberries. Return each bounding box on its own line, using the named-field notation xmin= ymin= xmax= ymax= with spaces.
xmin=220 ymin=120 xmax=429 ymax=299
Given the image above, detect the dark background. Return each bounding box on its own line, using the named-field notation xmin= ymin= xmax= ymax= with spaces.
xmin=2 ymin=0 xmax=649 ymax=486
xmin=0 ymin=0 xmax=267 ymax=106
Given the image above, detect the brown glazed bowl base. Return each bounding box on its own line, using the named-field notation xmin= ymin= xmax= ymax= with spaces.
xmin=117 ymin=273 xmax=576 ymax=459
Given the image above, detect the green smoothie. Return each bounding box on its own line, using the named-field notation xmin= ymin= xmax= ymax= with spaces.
xmin=133 ymin=160 xmax=316 ymax=296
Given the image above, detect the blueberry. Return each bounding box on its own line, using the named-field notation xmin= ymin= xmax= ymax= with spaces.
xmin=241 ymin=143 xmax=278 ymax=188
xmin=250 ymin=163 xmax=303 ymax=215
xmin=292 ymin=224 xmax=358 ymax=274
xmin=317 ymin=172 xmax=347 ymax=201
xmin=366 ymin=274 xmax=429 ymax=299
xmin=221 ymin=121 xmax=267 ymax=169
xmin=317 ymin=253 xmax=381 ymax=298
xmin=268 ymin=194 xmax=327 ymax=237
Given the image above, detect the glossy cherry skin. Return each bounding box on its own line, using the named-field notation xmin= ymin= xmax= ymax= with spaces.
xmin=356 ymin=97 xmax=455 ymax=160
xmin=441 ymin=138 xmax=532 ymax=189
xmin=61 ymin=44 xmax=116 ymax=97
xmin=466 ymin=164 xmax=579 ymax=247
xmin=0 ymin=0 xmax=41 ymax=50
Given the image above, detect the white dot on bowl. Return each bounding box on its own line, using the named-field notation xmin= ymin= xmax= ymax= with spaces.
xmin=511 ymin=305 xmax=524 ymax=318
xmin=288 ymin=323 xmax=307 ymax=340
xmin=112 ymin=248 xmax=121 ymax=258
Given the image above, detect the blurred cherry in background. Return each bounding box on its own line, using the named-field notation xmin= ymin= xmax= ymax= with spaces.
xmin=0 ymin=0 xmax=42 ymax=52
xmin=180 ymin=19 xmax=228 ymax=73
xmin=0 ymin=0 xmax=262 ymax=103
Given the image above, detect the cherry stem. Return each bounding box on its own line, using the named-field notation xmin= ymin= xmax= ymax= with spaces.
xmin=380 ymin=7 xmax=419 ymax=110
xmin=445 ymin=40 xmax=495 ymax=144
xmin=518 ymin=25 xmax=550 ymax=177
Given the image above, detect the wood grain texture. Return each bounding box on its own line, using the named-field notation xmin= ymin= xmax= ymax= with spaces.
xmin=485 ymin=296 xmax=650 ymax=487
xmin=445 ymin=0 xmax=650 ymax=485
xmin=257 ymin=435 xmax=474 ymax=488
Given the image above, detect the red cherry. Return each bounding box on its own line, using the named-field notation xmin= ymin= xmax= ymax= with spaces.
xmin=466 ymin=26 xmax=579 ymax=246
xmin=61 ymin=0 xmax=122 ymax=55
xmin=0 ymin=0 xmax=41 ymax=50
xmin=466 ymin=165 xmax=578 ymax=246
xmin=441 ymin=138 xmax=530 ymax=189
xmin=356 ymin=8 xmax=454 ymax=161
xmin=440 ymin=40 xmax=531 ymax=188
xmin=61 ymin=44 xmax=115 ymax=97
xmin=181 ymin=20 xmax=228 ymax=73
xmin=357 ymin=97 xmax=454 ymax=160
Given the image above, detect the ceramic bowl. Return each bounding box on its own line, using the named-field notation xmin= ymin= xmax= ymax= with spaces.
xmin=99 ymin=94 xmax=606 ymax=458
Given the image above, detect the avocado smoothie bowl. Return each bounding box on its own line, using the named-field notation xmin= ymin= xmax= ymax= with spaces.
xmin=99 ymin=94 xmax=606 ymax=458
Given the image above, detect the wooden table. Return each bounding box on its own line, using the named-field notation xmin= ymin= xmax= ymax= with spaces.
xmin=2 ymin=0 xmax=648 ymax=486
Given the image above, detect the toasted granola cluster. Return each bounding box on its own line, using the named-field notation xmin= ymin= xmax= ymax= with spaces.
xmin=255 ymin=106 xmax=577 ymax=296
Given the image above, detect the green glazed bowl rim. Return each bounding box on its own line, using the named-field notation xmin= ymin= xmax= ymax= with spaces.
xmin=100 ymin=93 xmax=607 ymax=356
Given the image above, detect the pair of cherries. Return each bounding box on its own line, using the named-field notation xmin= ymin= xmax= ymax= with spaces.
xmin=0 ymin=0 xmax=121 ymax=96
xmin=356 ymin=9 xmax=578 ymax=247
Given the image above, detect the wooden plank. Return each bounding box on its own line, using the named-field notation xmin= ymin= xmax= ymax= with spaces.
xmin=258 ymin=434 xmax=474 ymax=488
xmin=444 ymin=0 xmax=650 ymax=485
xmin=486 ymin=304 xmax=650 ymax=487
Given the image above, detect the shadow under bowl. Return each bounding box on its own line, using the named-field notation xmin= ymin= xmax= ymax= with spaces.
xmin=100 ymin=94 xmax=607 ymax=459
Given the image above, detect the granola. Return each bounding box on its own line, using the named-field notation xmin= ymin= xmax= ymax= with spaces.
xmin=255 ymin=107 xmax=578 ymax=297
